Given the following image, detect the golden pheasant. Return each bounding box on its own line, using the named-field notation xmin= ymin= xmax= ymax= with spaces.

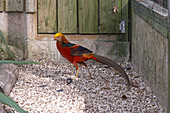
xmin=54 ymin=33 xmax=130 ymax=87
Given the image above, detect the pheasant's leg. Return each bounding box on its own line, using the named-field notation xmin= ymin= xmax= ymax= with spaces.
xmin=75 ymin=68 xmax=79 ymax=79
xmin=73 ymin=63 xmax=79 ymax=79
xmin=80 ymin=62 xmax=92 ymax=79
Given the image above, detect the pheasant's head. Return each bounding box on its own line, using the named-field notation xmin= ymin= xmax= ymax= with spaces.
xmin=54 ymin=33 xmax=69 ymax=43
xmin=54 ymin=33 xmax=64 ymax=41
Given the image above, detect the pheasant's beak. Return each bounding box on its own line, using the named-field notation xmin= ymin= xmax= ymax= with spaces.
xmin=54 ymin=37 xmax=57 ymax=40
xmin=54 ymin=35 xmax=58 ymax=40
xmin=54 ymin=36 xmax=62 ymax=42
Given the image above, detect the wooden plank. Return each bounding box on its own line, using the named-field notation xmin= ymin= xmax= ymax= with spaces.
xmin=121 ymin=0 xmax=129 ymax=40
xmin=168 ymin=0 xmax=170 ymax=112
xmin=0 ymin=0 xmax=4 ymax=11
xmin=99 ymin=0 xmax=121 ymax=33
xmin=26 ymin=0 xmax=36 ymax=13
xmin=79 ymin=0 xmax=98 ymax=34
xmin=6 ymin=0 xmax=24 ymax=11
xmin=58 ymin=0 xmax=77 ymax=33
xmin=38 ymin=0 xmax=57 ymax=33
xmin=133 ymin=0 xmax=168 ymax=37
xmin=168 ymin=31 xmax=170 ymax=113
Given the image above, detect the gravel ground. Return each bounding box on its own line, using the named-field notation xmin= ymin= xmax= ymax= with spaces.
xmin=6 ymin=60 xmax=165 ymax=113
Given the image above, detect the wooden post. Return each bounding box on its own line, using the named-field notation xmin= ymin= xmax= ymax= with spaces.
xmin=168 ymin=0 xmax=170 ymax=112
xmin=121 ymin=0 xmax=129 ymax=41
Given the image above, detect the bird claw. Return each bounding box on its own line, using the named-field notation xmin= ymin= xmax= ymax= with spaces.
xmin=73 ymin=76 xmax=78 ymax=80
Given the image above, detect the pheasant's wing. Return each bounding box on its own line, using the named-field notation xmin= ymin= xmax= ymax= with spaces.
xmin=70 ymin=45 xmax=93 ymax=56
xmin=62 ymin=42 xmax=93 ymax=56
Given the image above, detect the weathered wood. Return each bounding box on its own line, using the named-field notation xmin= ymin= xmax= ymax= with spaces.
xmin=38 ymin=0 xmax=57 ymax=33
xmin=132 ymin=0 xmax=168 ymax=37
xmin=6 ymin=0 xmax=24 ymax=11
xmin=79 ymin=0 xmax=98 ymax=34
xmin=0 ymin=0 xmax=4 ymax=11
xmin=121 ymin=0 xmax=129 ymax=40
xmin=168 ymin=31 xmax=170 ymax=113
xmin=26 ymin=0 xmax=36 ymax=13
xmin=58 ymin=0 xmax=77 ymax=33
xmin=168 ymin=0 xmax=170 ymax=112
xmin=99 ymin=0 xmax=121 ymax=33
xmin=132 ymin=11 xmax=168 ymax=112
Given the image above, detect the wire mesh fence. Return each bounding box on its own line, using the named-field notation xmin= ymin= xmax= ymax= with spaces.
xmin=132 ymin=0 xmax=169 ymax=34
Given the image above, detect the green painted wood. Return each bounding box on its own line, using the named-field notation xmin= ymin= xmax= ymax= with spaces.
xmin=58 ymin=0 xmax=77 ymax=33
xmin=0 ymin=0 xmax=4 ymax=11
xmin=99 ymin=0 xmax=121 ymax=33
xmin=6 ymin=0 xmax=24 ymax=11
xmin=79 ymin=0 xmax=98 ymax=34
xmin=38 ymin=0 xmax=57 ymax=33
xmin=121 ymin=0 xmax=129 ymax=40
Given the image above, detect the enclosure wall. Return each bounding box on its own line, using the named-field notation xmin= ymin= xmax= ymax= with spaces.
xmin=0 ymin=0 xmax=130 ymax=63
xmin=132 ymin=12 xmax=168 ymax=111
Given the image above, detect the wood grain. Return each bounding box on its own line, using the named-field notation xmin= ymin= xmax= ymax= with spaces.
xmin=6 ymin=0 xmax=24 ymax=11
xmin=58 ymin=0 xmax=77 ymax=33
xmin=26 ymin=0 xmax=36 ymax=12
xmin=99 ymin=0 xmax=121 ymax=33
xmin=38 ymin=0 xmax=57 ymax=33
xmin=0 ymin=0 xmax=4 ymax=11
xmin=79 ymin=0 xmax=98 ymax=34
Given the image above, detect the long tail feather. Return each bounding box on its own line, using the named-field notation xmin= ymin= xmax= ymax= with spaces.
xmin=92 ymin=54 xmax=130 ymax=87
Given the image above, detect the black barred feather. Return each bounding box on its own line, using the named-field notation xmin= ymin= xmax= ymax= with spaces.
xmin=93 ymin=54 xmax=130 ymax=87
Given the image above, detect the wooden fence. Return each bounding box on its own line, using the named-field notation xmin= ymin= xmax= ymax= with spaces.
xmin=38 ymin=0 xmax=123 ymax=34
xmin=0 ymin=0 xmax=36 ymax=12
xmin=0 ymin=0 xmax=128 ymax=34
